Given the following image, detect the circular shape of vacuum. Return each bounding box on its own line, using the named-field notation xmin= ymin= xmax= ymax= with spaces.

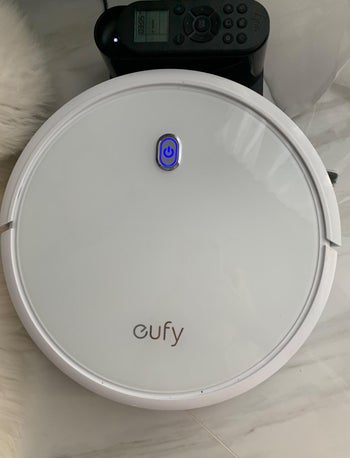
xmin=0 ymin=70 xmax=341 ymax=410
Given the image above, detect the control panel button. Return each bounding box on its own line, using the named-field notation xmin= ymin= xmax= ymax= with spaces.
xmin=223 ymin=18 xmax=233 ymax=28
xmin=191 ymin=32 xmax=213 ymax=42
xmin=211 ymin=13 xmax=221 ymax=34
xmin=236 ymin=32 xmax=247 ymax=43
xmin=191 ymin=5 xmax=214 ymax=16
xmin=157 ymin=134 xmax=181 ymax=171
xmin=194 ymin=16 xmax=211 ymax=33
xmin=237 ymin=3 xmax=248 ymax=14
xmin=237 ymin=17 xmax=247 ymax=28
xmin=174 ymin=5 xmax=185 ymax=15
xmin=183 ymin=13 xmax=194 ymax=35
xmin=223 ymin=33 xmax=233 ymax=44
xmin=223 ymin=3 xmax=233 ymax=14
xmin=174 ymin=34 xmax=185 ymax=45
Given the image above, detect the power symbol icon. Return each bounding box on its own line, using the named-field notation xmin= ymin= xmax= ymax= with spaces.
xmin=156 ymin=134 xmax=182 ymax=171
xmin=163 ymin=145 xmax=175 ymax=158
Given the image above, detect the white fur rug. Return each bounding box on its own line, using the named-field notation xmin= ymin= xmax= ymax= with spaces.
xmin=0 ymin=1 xmax=53 ymax=456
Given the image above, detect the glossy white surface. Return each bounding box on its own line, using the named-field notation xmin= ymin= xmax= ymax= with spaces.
xmin=0 ymin=0 xmax=349 ymax=456
xmin=1 ymin=70 xmax=340 ymax=409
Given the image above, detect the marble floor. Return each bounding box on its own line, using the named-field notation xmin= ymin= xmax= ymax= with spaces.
xmin=1 ymin=0 xmax=350 ymax=457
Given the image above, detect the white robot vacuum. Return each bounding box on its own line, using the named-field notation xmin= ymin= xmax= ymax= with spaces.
xmin=0 ymin=70 xmax=341 ymax=409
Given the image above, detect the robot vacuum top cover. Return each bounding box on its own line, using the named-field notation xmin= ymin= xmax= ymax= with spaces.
xmin=0 ymin=70 xmax=341 ymax=410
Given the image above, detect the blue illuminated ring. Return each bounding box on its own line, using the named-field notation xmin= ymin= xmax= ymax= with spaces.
xmin=157 ymin=135 xmax=181 ymax=171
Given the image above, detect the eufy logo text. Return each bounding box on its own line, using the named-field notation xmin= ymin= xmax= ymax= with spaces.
xmin=133 ymin=321 xmax=184 ymax=347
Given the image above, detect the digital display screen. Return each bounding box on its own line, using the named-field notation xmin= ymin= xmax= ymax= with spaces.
xmin=134 ymin=10 xmax=169 ymax=43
